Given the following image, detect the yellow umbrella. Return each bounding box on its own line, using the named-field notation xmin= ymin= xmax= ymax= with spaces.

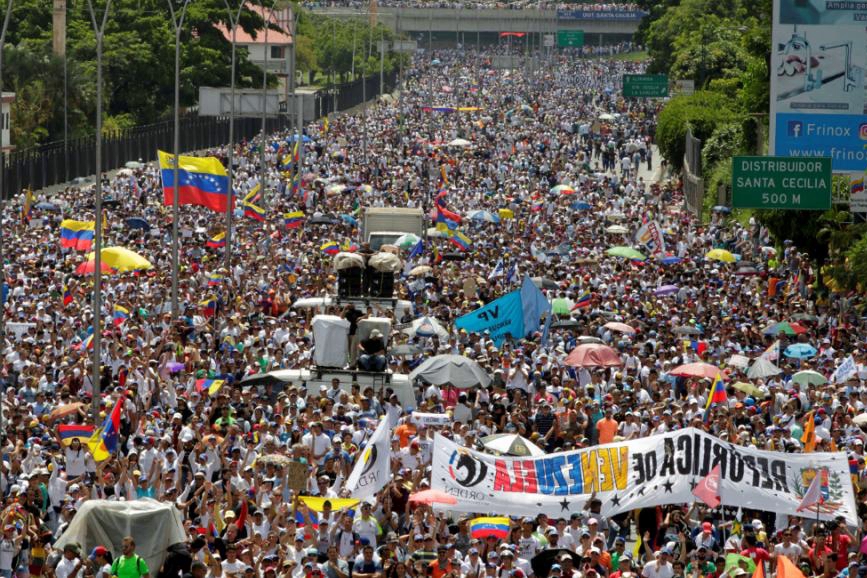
xmin=88 ymin=246 xmax=152 ymax=272
xmin=498 ymin=208 xmax=514 ymax=220
xmin=706 ymin=249 xmax=736 ymax=263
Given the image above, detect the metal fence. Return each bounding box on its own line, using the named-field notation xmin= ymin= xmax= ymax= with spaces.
xmin=2 ymin=71 xmax=397 ymax=197
xmin=683 ymin=128 xmax=704 ymax=217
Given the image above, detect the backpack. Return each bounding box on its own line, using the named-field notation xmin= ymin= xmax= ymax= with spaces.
xmin=112 ymin=555 xmax=145 ymax=577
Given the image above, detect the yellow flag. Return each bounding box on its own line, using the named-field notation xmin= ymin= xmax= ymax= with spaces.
xmin=299 ymin=496 xmax=360 ymax=512
xmin=86 ymin=427 xmax=110 ymax=462
xmin=632 ymin=533 xmax=642 ymax=559
xmin=801 ymin=411 xmax=816 ymax=452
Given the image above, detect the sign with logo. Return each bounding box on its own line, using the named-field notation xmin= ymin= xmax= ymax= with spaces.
xmin=431 ymin=428 xmax=857 ymax=524
xmin=557 ymin=30 xmax=584 ymax=48
xmin=622 ymin=74 xmax=669 ymax=98
xmin=850 ymin=174 xmax=867 ymax=212
xmin=769 ymin=0 xmax=867 ymax=171
xmin=731 ymin=156 xmax=832 ymax=209
xmin=557 ymin=9 xmax=647 ymax=20
xmin=345 ymin=418 xmax=391 ymax=499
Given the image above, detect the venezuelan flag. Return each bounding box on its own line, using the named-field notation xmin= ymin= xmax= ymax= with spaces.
xmin=703 ymin=373 xmax=727 ymax=423
xmin=321 ymin=241 xmax=339 ymax=255
xmin=80 ymin=334 xmax=94 ymax=351
xmin=284 ymin=211 xmax=304 ymax=229
xmin=323 ymin=117 xmax=329 ymax=133
xmin=469 ymin=517 xmax=510 ymax=540
xmin=435 ymin=211 xmax=458 ymax=231
xmin=60 ymin=220 xmax=96 ymax=251
xmin=295 ymin=508 xmax=319 ymax=529
xmin=243 ymin=182 xmax=262 ymax=205
xmin=200 ymin=297 xmax=217 ymax=318
xmin=196 ymin=378 xmax=225 ymax=396
xmin=572 ymin=291 xmax=592 ymax=310
xmin=206 ymin=232 xmax=226 ymax=248
xmin=158 ymin=150 xmax=231 ymax=213
xmin=447 ymin=230 xmax=472 ymax=251
xmin=243 ymin=202 xmax=266 ymax=222
xmin=299 ymin=496 xmax=358 ymax=512
xmin=58 ymin=424 xmax=96 ymax=446
xmin=207 ymin=273 xmax=225 ymax=286
xmin=852 ymin=177 xmax=864 ymax=195
xmin=87 ymin=396 xmax=123 ymax=461
xmin=63 ymin=284 xmax=73 ymax=307
xmin=341 ymin=240 xmax=359 ymax=252
xmin=22 ymin=188 xmax=33 ymax=223
xmin=112 ymin=305 xmax=129 ymax=326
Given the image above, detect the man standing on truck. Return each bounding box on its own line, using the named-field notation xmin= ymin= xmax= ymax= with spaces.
xmin=358 ymin=330 xmax=387 ymax=372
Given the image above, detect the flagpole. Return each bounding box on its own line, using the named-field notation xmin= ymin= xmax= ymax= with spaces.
xmin=224 ymin=0 xmax=243 ymax=288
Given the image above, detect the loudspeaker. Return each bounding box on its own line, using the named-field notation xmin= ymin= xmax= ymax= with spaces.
xmin=366 ymin=271 xmax=395 ymax=298
xmin=338 ymin=267 xmax=363 ymax=298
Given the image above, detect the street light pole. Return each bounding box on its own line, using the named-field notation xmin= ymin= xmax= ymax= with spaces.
xmin=167 ymin=0 xmax=192 ymax=321
xmin=0 ymin=0 xmax=13 ymax=351
xmin=85 ymin=0 xmax=113 ymax=422
xmin=224 ymin=0 xmax=244 ymax=278
xmin=260 ymin=0 xmax=271 ymax=207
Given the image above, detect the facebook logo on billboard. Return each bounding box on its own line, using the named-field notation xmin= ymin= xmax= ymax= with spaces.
xmin=787 ymin=120 xmax=803 ymax=137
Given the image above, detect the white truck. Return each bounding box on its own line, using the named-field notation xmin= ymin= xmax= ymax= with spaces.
xmin=361 ymin=207 xmax=425 ymax=251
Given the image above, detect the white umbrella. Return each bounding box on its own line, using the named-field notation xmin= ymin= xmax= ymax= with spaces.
xmin=792 ymin=370 xmax=827 ymax=386
xmin=599 ymin=113 xmax=616 ymax=121
xmin=747 ymin=357 xmax=782 ymax=379
xmin=408 ymin=354 xmax=491 ymax=389
xmin=426 ymin=227 xmax=448 ymax=238
xmin=402 ymin=316 xmax=450 ymax=340
xmin=448 ymin=138 xmax=472 ymax=147
xmin=727 ymin=354 xmax=750 ymax=369
xmin=605 ymin=225 xmax=629 ymax=234
xmin=481 ymin=434 xmax=545 ymax=457
xmin=853 ymin=414 xmax=867 ymax=426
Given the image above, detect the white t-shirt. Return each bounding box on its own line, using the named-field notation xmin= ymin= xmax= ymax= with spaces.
xmin=642 ymin=560 xmax=674 ymax=578
xmin=773 ymin=543 xmax=802 ymax=562
xmin=55 ymin=556 xmax=82 ymax=578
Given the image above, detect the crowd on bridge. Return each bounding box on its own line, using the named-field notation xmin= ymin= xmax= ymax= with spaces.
xmin=1 ymin=44 xmax=867 ymax=578
xmin=301 ymin=1 xmax=643 ymax=12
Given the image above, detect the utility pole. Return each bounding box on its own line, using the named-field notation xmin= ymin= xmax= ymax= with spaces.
xmin=0 ymin=0 xmax=13 ymax=358
xmin=85 ymin=0 xmax=113 ymax=422
xmin=167 ymin=0 xmax=191 ymax=321
xmin=260 ymin=0 xmax=271 ymax=207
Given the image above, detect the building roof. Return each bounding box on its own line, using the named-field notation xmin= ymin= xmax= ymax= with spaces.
xmin=215 ymin=4 xmax=293 ymax=46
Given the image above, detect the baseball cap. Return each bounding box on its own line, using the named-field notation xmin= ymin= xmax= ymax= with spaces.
xmin=89 ymin=546 xmax=109 ymax=560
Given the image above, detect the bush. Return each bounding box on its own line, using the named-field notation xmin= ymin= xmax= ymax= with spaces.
xmin=656 ymin=91 xmax=742 ymax=171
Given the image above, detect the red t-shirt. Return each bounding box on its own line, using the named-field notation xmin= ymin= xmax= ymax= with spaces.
xmin=808 ymin=545 xmax=833 ymax=573
xmin=830 ymin=535 xmax=852 ymax=571
xmin=740 ymin=547 xmax=770 ymax=564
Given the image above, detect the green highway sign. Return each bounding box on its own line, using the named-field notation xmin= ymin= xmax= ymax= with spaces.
xmin=622 ymin=74 xmax=669 ymax=98
xmin=557 ymin=30 xmax=584 ymax=48
xmin=731 ymin=156 xmax=832 ymax=210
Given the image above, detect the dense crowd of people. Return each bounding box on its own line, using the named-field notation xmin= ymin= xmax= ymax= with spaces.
xmin=1 ymin=46 xmax=867 ymax=578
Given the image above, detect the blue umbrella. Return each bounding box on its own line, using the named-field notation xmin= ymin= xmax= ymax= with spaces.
xmin=572 ymin=201 xmax=592 ymax=210
xmin=784 ymin=343 xmax=817 ymax=359
xmin=659 ymin=256 xmax=682 ymax=265
xmin=712 ymin=205 xmax=732 ymax=213
xmin=125 ymin=217 xmax=150 ymax=230
xmin=467 ymin=210 xmax=500 ymax=224
xmin=35 ymin=202 xmax=59 ymax=211
xmin=340 ymin=214 xmax=358 ymax=226
xmin=286 ymin=135 xmax=312 ymax=143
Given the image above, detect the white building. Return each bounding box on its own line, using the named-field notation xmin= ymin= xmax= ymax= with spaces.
xmin=216 ymin=5 xmax=293 ymax=78
xmin=1 ymin=92 xmax=14 ymax=152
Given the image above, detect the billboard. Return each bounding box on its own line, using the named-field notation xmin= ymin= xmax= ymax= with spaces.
xmin=769 ymin=0 xmax=867 ymax=172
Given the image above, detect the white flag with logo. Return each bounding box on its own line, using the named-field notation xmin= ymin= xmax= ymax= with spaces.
xmin=635 ymin=221 xmax=666 ymax=255
xmin=345 ymin=418 xmax=391 ymax=499
xmin=833 ymin=355 xmax=857 ymax=383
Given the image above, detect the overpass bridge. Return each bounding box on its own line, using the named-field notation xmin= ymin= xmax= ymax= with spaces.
xmin=306 ymin=7 xmax=644 ymax=47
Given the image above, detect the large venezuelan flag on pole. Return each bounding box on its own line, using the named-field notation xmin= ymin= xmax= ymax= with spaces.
xmin=158 ymin=150 xmax=232 ymax=213
xmin=60 ymin=220 xmax=96 ymax=251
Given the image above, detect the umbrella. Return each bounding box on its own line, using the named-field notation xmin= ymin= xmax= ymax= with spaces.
xmin=466 ymin=210 xmax=500 ymax=224
xmin=409 ymin=265 xmax=432 ymax=277
xmin=784 ymin=343 xmax=817 ymax=359
xmin=532 ymin=550 xmax=582 ymax=578
xmin=727 ymin=354 xmax=751 ymax=369
xmin=551 ymin=298 xmax=574 ymax=315
xmin=763 ymin=321 xmax=808 ymax=336
xmin=669 ymin=362 xmax=722 ymax=380
xmin=308 ymin=215 xmax=340 ymax=225
xmin=531 ymin=277 xmax=559 ymax=290
xmin=659 ymin=256 xmax=682 ymax=265
xmin=238 ymin=370 xmax=293 ymax=388
xmin=408 ymin=489 xmax=457 ymax=505
xmin=76 ymin=260 xmax=117 ymax=276
xmin=599 ymin=113 xmax=616 ymax=121
xmin=747 ymin=358 xmax=782 ymax=379
xmin=427 ymin=227 xmax=448 ymax=238
xmin=125 ymin=217 xmax=150 ymax=231
xmin=572 ymin=201 xmax=592 ymax=210
xmin=564 ymin=344 xmax=623 ymax=368
xmin=481 ymin=434 xmax=545 ymax=457
xmin=402 ymin=316 xmax=450 ymax=340
xmin=408 ymin=355 xmax=491 ymax=388
xmin=124 ymin=161 xmax=144 ymax=169
xmin=706 ymin=249 xmax=736 ymax=263
xmin=35 ymin=202 xmax=59 ymax=211
xmin=167 ymin=362 xmax=186 ymax=373
xmin=733 ymin=382 xmax=765 ymax=397
xmin=605 ymin=225 xmax=629 ymax=234
xmin=286 ymin=134 xmax=313 ymax=143
xmin=551 ymin=319 xmax=581 ymax=329
xmin=576 ymin=335 xmax=604 ymax=344
xmin=792 ymin=313 xmax=819 ymax=322
xmin=447 ymin=138 xmax=471 ymax=147
xmin=391 ymin=344 xmax=423 ymax=357
xmin=551 ymin=184 xmax=575 ymax=195
xmin=258 ymin=454 xmax=293 ymax=467
xmin=792 ymin=370 xmax=827 ymax=386
xmin=395 ymin=233 xmax=421 ymax=249
xmin=340 ymin=214 xmax=358 ymax=226
xmin=48 ymin=402 xmax=86 ymax=422
xmin=89 ymin=247 xmax=152 ymax=272
xmin=672 ymin=325 xmax=701 ymax=335
xmin=653 ymin=284 xmax=679 ymax=296
xmin=712 ymin=205 xmax=732 ymax=213
xmin=603 ymin=322 xmax=636 ymax=335
xmin=853 ymin=414 xmax=867 ymax=426
xmin=606 ymin=246 xmax=646 ymax=260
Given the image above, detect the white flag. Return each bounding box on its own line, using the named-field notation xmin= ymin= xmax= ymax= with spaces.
xmin=796 ymin=472 xmax=823 ymax=512
xmin=635 ymin=221 xmax=666 ymax=255
xmin=345 ymin=418 xmax=391 ymax=499
xmin=760 ymin=340 xmax=780 ymax=362
xmin=833 ymin=355 xmax=857 ymax=383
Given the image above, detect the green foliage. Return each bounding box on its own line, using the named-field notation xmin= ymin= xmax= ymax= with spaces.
xmin=757 ymin=208 xmax=829 ymax=266
xmin=843 ymin=233 xmax=867 ymax=293
xmin=656 ymin=91 xmax=741 ymax=172
xmin=702 ymin=122 xmax=744 ymax=169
